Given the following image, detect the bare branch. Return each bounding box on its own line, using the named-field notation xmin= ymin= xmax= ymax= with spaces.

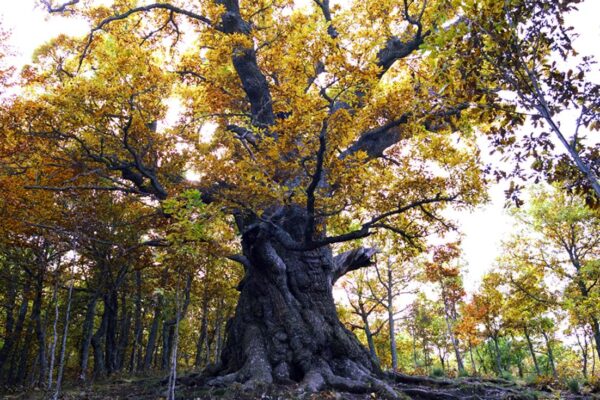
xmin=40 ymin=0 xmax=79 ymax=13
xmin=78 ymin=3 xmax=213 ymax=70
xmin=24 ymin=185 xmax=144 ymax=195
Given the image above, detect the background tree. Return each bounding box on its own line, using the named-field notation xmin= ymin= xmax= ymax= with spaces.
xmin=469 ymin=272 xmax=506 ymax=375
xmin=498 ymin=236 xmax=556 ymax=377
xmin=424 ymin=242 xmax=467 ymax=374
xmin=513 ymin=186 xmax=600 ymax=360
xmin=340 ymin=269 xmax=386 ymax=365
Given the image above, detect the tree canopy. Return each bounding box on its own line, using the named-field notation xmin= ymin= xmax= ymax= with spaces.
xmin=0 ymin=0 xmax=599 ymax=398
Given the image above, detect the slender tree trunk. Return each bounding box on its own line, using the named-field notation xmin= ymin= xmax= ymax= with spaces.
xmin=143 ymin=294 xmax=162 ymax=371
xmin=475 ymin=347 xmax=487 ymax=375
xmin=153 ymin=329 xmax=162 ymax=369
xmin=129 ymin=270 xmax=143 ymax=372
xmin=443 ymin=310 xmax=464 ymax=374
xmin=364 ymin=322 xmax=379 ymax=365
xmin=508 ymin=334 xmax=523 ymax=378
xmin=117 ymin=288 xmax=131 ymax=371
xmin=592 ymin=333 xmax=596 ymax=376
xmin=0 ymin=274 xmax=17 ymax=372
xmin=47 ymin=278 xmax=60 ymax=388
xmin=213 ymin=301 xmax=224 ymax=362
xmin=105 ymin=290 xmax=119 ymax=374
xmin=575 ymin=330 xmax=588 ymax=379
xmin=583 ymin=334 xmax=588 ymax=379
xmin=15 ymin=323 xmax=33 ymax=385
xmin=541 ymin=330 xmax=557 ymax=378
xmin=411 ymin=327 xmax=418 ymax=371
xmin=523 ymin=327 xmax=540 ymax=376
xmin=1 ymin=278 xmax=29 ymax=382
xmin=591 ymin=317 xmax=600 ymax=361
xmin=32 ymin=267 xmax=47 ymax=387
xmin=468 ymin=342 xmax=477 ymax=375
xmin=194 ymin=306 xmax=208 ymax=368
xmin=167 ymin=276 xmax=183 ymax=400
xmin=161 ymin=275 xmax=192 ymax=370
xmin=423 ymin=340 xmax=431 ymax=373
xmin=388 ymin=307 xmax=397 ymax=371
xmin=79 ymin=295 xmax=99 ymax=380
xmin=161 ymin=322 xmax=175 ymax=370
xmin=386 ymin=267 xmax=398 ymax=371
xmin=206 ymin=325 xmax=214 ymax=365
xmin=52 ymin=275 xmax=73 ymax=400
xmin=91 ymin=307 xmax=108 ymax=378
xmin=492 ymin=336 xmax=502 ymax=374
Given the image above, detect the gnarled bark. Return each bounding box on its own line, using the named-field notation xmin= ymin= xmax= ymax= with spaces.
xmin=202 ymin=206 xmax=397 ymax=397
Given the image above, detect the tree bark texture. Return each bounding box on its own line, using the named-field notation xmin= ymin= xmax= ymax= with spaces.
xmin=210 ymin=207 xmax=393 ymax=395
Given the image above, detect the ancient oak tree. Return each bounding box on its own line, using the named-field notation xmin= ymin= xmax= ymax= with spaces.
xmin=12 ymin=0 xmax=510 ymax=393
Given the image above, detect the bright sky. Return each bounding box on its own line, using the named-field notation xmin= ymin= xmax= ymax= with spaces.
xmin=1 ymin=0 xmax=599 ymax=294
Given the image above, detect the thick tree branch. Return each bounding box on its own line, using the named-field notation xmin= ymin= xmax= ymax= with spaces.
xmin=332 ymin=247 xmax=378 ymax=283
xmin=227 ymin=254 xmax=252 ymax=270
xmin=265 ymin=194 xmax=457 ymax=251
xmin=305 ymin=120 xmax=328 ymax=243
xmin=340 ymin=114 xmax=409 ymax=160
xmin=313 ymin=0 xmax=338 ymax=38
xmin=308 ymin=194 xmax=457 ymax=248
xmin=216 ymin=0 xmax=275 ymax=127
xmin=376 ymin=0 xmax=430 ymax=77
xmin=121 ymin=106 xmax=168 ymax=200
xmin=342 ymin=103 xmax=468 ymax=161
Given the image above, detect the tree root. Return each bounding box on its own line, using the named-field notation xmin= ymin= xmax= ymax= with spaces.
xmin=389 ymin=372 xmax=538 ymax=400
xmin=178 ymin=330 xmax=534 ymax=400
xmin=178 ymin=359 xmax=537 ymax=400
xmin=178 ymin=369 xmax=541 ymax=400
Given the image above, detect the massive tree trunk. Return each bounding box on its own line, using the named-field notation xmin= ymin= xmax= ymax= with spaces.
xmin=207 ymin=207 xmax=395 ymax=396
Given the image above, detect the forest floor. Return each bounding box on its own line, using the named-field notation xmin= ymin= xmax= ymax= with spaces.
xmin=2 ymin=373 xmax=600 ymax=400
